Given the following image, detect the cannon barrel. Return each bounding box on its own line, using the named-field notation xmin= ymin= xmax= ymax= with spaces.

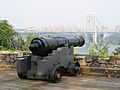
xmin=29 ymin=36 xmax=85 ymax=56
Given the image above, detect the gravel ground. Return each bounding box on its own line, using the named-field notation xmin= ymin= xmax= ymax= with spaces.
xmin=0 ymin=68 xmax=120 ymax=90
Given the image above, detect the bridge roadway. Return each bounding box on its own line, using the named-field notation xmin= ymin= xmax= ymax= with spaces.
xmin=0 ymin=69 xmax=120 ymax=90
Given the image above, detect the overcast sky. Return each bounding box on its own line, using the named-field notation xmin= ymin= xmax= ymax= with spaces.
xmin=0 ymin=0 xmax=120 ymax=29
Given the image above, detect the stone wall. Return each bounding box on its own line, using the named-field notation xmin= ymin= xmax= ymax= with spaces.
xmin=0 ymin=52 xmax=31 ymax=63
xmin=79 ymin=55 xmax=120 ymax=69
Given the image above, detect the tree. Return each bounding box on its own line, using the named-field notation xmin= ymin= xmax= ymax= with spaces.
xmin=0 ymin=20 xmax=40 ymax=51
xmin=14 ymin=34 xmax=39 ymax=51
xmin=89 ymin=40 xmax=109 ymax=58
xmin=25 ymin=34 xmax=39 ymax=51
xmin=0 ymin=20 xmax=18 ymax=50
xmin=15 ymin=35 xmax=25 ymax=51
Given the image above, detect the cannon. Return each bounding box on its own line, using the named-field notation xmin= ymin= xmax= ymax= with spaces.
xmin=17 ymin=36 xmax=85 ymax=83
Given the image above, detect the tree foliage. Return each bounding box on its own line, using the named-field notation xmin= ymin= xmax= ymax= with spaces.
xmin=89 ymin=40 xmax=109 ymax=58
xmin=0 ymin=20 xmax=18 ymax=50
xmin=25 ymin=34 xmax=39 ymax=51
xmin=15 ymin=35 xmax=25 ymax=50
xmin=14 ymin=34 xmax=39 ymax=51
xmin=0 ymin=20 xmax=39 ymax=51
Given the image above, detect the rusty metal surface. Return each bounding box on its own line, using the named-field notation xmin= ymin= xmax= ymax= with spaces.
xmin=0 ymin=69 xmax=120 ymax=90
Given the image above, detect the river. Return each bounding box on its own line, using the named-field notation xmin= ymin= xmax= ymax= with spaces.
xmin=75 ymin=44 xmax=120 ymax=55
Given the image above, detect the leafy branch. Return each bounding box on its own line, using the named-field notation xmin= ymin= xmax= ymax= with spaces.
xmin=89 ymin=40 xmax=109 ymax=58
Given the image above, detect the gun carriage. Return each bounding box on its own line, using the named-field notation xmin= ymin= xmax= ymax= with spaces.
xmin=17 ymin=36 xmax=85 ymax=82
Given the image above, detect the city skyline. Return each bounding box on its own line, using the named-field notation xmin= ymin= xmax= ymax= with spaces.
xmin=0 ymin=0 xmax=120 ymax=30
xmin=16 ymin=25 xmax=120 ymax=33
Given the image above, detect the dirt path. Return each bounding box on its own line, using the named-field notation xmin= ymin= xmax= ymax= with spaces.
xmin=0 ymin=69 xmax=120 ymax=90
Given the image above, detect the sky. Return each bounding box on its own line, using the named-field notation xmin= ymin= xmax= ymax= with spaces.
xmin=0 ymin=0 xmax=120 ymax=29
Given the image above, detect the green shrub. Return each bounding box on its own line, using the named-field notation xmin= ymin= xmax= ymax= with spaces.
xmin=89 ymin=40 xmax=109 ymax=58
xmin=112 ymin=47 xmax=120 ymax=56
xmin=0 ymin=46 xmax=3 ymax=50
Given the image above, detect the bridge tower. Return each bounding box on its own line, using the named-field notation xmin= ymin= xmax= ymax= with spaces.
xmin=86 ymin=14 xmax=97 ymax=43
